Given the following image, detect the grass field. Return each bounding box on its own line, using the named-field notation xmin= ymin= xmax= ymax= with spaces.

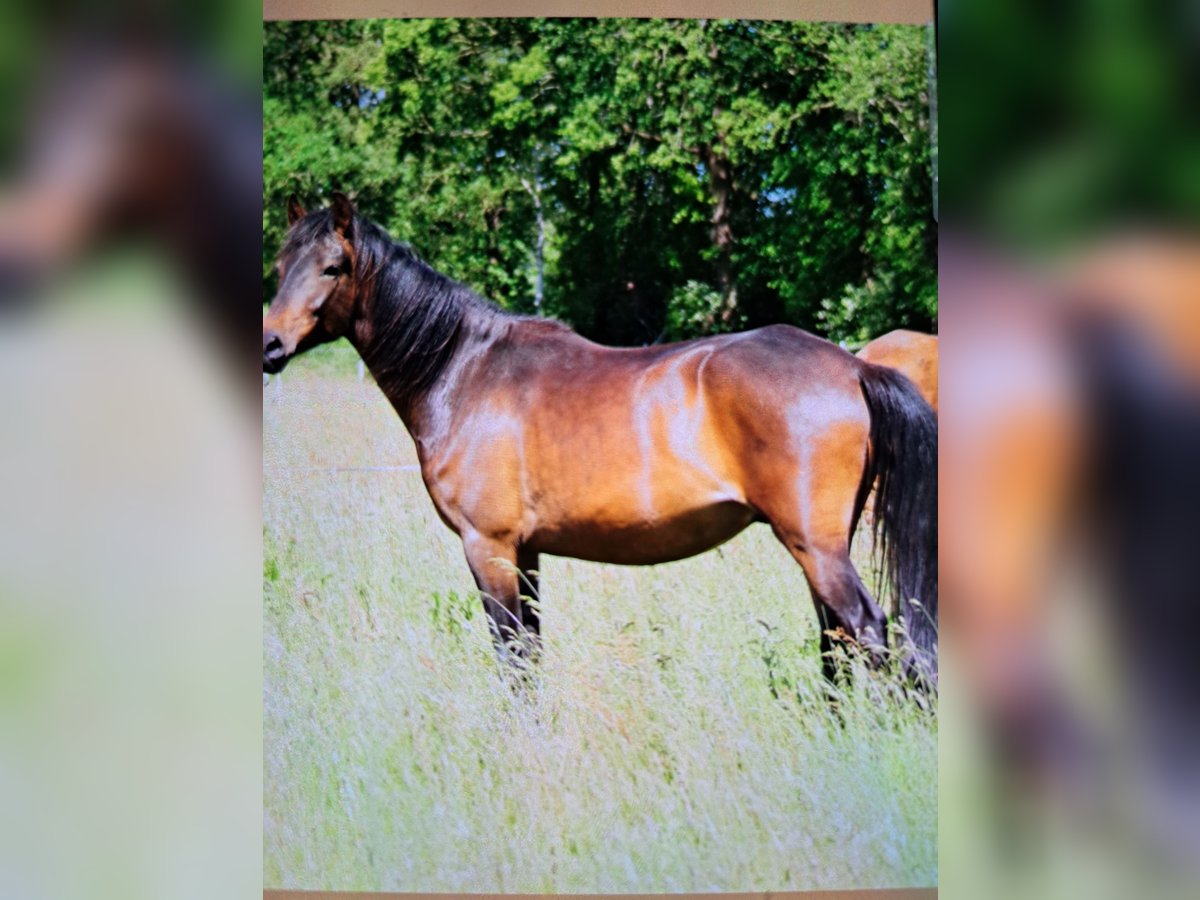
xmin=263 ymin=345 xmax=937 ymax=892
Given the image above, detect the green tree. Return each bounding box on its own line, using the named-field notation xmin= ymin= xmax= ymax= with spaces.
xmin=263 ymin=19 xmax=936 ymax=346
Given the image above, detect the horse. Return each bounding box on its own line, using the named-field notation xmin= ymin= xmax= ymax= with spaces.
xmin=262 ymin=193 xmax=938 ymax=681
xmin=0 ymin=32 xmax=261 ymax=366
xmin=857 ymin=330 xmax=939 ymax=414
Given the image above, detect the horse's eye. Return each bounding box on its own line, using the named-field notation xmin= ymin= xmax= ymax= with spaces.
xmin=323 ymin=265 xmax=341 ymax=278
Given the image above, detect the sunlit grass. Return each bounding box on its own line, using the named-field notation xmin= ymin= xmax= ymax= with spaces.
xmin=263 ymin=362 xmax=936 ymax=892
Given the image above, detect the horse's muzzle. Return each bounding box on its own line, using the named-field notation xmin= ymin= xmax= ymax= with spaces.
xmin=0 ymin=254 xmax=42 ymax=310
xmin=263 ymin=333 xmax=289 ymax=374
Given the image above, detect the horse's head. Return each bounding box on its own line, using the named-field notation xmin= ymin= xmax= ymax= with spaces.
xmin=1 ymin=38 xmax=259 ymax=313
xmin=263 ymin=192 xmax=362 ymax=374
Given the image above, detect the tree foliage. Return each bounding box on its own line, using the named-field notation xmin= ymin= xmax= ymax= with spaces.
xmin=263 ymin=19 xmax=936 ymax=346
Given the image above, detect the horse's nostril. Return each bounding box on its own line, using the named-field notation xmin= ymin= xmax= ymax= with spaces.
xmin=263 ymin=334 xmax=288 ymax=374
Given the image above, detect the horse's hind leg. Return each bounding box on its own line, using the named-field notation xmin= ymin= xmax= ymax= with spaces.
xmin=784 ymin=537 xmax=889 ymax=679
xmin=752 ymin=421 xmax=887 ymax=677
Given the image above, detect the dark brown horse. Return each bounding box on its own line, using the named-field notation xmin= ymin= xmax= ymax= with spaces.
xmin=263 ymin=194 xmax=938 ymax=679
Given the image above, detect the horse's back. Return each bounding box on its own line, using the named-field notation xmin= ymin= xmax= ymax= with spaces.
xmin=700 ymin=324 xmax=869 ymax=415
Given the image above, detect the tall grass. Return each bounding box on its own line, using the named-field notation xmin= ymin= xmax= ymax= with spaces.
xmin=263 ymin=361 xmax=936 ymax=892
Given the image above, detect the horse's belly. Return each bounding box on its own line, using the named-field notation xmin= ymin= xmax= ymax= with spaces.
xmin=532 ymin=500 xmax=757 ymax=565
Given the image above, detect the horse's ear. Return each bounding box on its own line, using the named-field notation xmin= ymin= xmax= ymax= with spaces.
xmin=330 ymin=191 xmax=355 ymax=237
xmin=286 ymin=195 xmax=306 ymax=226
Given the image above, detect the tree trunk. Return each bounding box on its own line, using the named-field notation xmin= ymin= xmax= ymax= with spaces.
xmin=483 ymin=205 xmax=503 ymax=270
xmin=701 ymin=29 xmax=738 ymax=326
xmin=520 ymin=177 xmax=545 ymax=314
xmin=701 ymin=140 xmax=738 ymax=324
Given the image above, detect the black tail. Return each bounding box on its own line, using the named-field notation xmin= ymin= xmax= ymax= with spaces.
xmin=1071 ymin=312 xmax=1200 ymax=776
xmin=858 ymin=363 xmax=938 ymax=678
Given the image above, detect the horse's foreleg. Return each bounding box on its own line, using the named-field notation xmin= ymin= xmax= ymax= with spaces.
xmin=516 ymin=547 xmax=542 ymax=651
xmin=462 ymin=533 xmax=535 ymax=665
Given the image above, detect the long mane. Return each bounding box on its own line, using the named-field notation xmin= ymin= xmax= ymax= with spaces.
xmin=359 ymin=223 xmax=500 ymax=406
xmin=285 ymin=206 xmax=572 ymax=406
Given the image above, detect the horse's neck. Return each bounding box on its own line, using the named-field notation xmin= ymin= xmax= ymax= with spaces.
xmin=354 ymin=280 xmax=501 ymax=442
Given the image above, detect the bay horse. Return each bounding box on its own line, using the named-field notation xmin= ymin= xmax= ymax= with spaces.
xmin=263 ymin=193 xmax=938 ymax=680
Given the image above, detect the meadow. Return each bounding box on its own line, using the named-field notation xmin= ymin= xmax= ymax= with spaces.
xmin=263 ymin=344 xmax=937 ymax=893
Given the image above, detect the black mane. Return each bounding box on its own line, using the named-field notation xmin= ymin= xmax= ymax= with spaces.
xmin=356 ymin=217 xmax=505 ymax=407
